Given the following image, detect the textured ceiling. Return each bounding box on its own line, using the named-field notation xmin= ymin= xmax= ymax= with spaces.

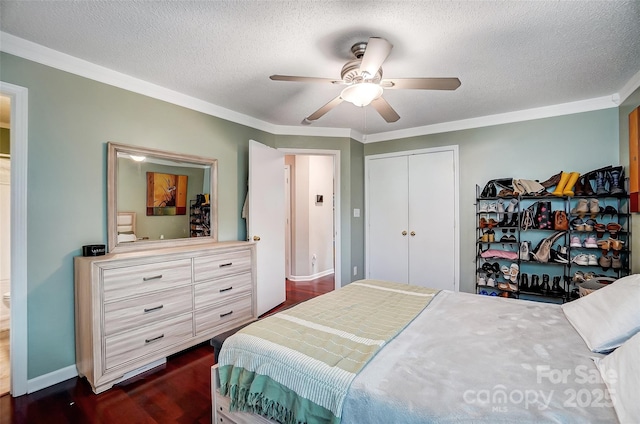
xmin=1 ymin=1 xmax=639 ymax=136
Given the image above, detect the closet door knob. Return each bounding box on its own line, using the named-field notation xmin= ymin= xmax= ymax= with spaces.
xmin=253 ymin=236 xmax=261 ymax=241
xmin=410 ymin=231 xmax=416 ymax=236
xmin=402 ymin=231 xmax=408 ymax=236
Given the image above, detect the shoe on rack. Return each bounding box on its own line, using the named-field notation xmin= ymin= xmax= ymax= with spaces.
xmin=509 ymin=263 xmax=519 ymax=282
xmin=487 ymin=202 xmax=498 ymax=213
xmin=571 ymin=199 xmax=589 ymax=218
xmin=479 ymin=202 xmax=489 ymax=213
xmin=562 ymin=172 xmax=581 ymax=196
xmin=608 ymin=167 xmax=625 ymax=196
xmin=594 ymin=223 xmax=606 ymax=238
xmin=580 ymin=174 xmax=596 ymax=196
xmin=497 ymin=199 xmax=506 ymax=222
xmin=541 ymin=274 xmax=551 ymax=295
xmin=595 ymin=170 xmax=609 ymax=195
xmin=572 ymin=254 xmax=589 ymax=266
xmin=519 ymin=241 xmax=531 ymax=261
xmin=530 ymin=274 xmax=541 ymax=293
xmin=611 ymin=255 xmax=622 ymax=270
xmin=552 ymin=172 xmax=571 ymax=196
xmin=487 ymin=229 xmax=495 ymax=242
xmin=588 ymin=198 xmax=600 ymax=219
xmin=570 ymin=235 xmax=582 ymax=248
xmin=583 ymin=218 xmax=597 ymax=232
xmin=609 ymin=239 xmax=624 ymax=252
xmin=571 ymin=217 xmax=585 ymax=231
xmin=598 ymin=254 xmax=612 ymax=270
xmin=606 ymin=222 xmax=622 ymax=239
xmin=477 ymin=272 xmax=487 ymax=286
xmin=572 ymin=270 xmax=585 ymax=283
xmin=553 ymin=245 xmax=569 ymax=263
xmin=486 ymin=275 xmax=496 ymax=287
xmin=520 ymin=273 xmax=530 ymax=291
xmin=602 ymin=205 xmax=618 ymax=217
xmin=584 ymin=235 xmax=598 ymax=248
xmin=597 ymin=238 xmax=611 ymax=253
xmin=550 ymin=276 xmax=566 ymax=296
xmin=587 ymin=254 xmax=598 ymax=266
xmin=540 ymin=171 xmax=563 ymax=189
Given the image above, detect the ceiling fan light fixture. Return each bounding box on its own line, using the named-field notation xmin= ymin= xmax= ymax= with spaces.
xmin=340 ymin=83 xmax=383 ymax=107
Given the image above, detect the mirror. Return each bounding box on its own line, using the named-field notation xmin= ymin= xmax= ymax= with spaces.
xmin=107 ymin=142 xmax=218 ymax=252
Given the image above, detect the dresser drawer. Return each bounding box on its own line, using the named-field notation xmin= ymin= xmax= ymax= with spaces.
xmin=194 ymin=272 xmax=252 ymax=310
xmin=103 ymin=259 xmax=192 ymax=302
xmin=105 ymin=313 xmax=193 ymax=370
xmin=195 ymin=295 xmax=252 ymax=335
xmin=104 ymin=286 xmax=193 ymax=336
xmin=194 ymin=250 xmax=252 ymax=282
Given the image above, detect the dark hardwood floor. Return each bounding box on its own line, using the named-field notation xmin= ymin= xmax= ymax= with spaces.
xmin=0 ymin=275 xmax=334 ymax=424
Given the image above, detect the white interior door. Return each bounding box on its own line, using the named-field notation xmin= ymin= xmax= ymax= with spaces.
xmin=408 ymin=151 xmax=456 ymax=290
xmin=249 ymin=140 xmax=286 ymax=315
xmin=366 ymin=155 xmax=409 ymax=283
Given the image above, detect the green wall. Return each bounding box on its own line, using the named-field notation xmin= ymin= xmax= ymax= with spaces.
xmin=364 ymin=109 xmax=620 ymax=293
xmin=0 ymin=52 xmax=361 ymax=380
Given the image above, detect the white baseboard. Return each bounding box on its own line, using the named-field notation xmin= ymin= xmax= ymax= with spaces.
xmin=27 ymin=364 xmax=78 ymax=394
xmin=288 ymin=269 xmax=334 ymax=282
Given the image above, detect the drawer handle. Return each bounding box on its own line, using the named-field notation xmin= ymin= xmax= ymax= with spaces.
xmin=144 ymin=305 xmax=164 ymax=313
xmin=220 ymin=311 xmax=233 ymax=318
xmin=219 ymin=262 xmax=233 ymax=268
xmin=143 ymin=274 xmax=163 ymax=281
xmin=219 ymin=286 xmax=233 ymax=293
xmin=145 ymin=334 xmax=164 ymax=344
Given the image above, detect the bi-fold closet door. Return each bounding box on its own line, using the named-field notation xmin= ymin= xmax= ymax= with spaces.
xmin=366 ymin=149 xmax=457 ymax=291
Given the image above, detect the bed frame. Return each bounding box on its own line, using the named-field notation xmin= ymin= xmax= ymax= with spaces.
xmin=211 ymin=364 xmax=275 ymax=424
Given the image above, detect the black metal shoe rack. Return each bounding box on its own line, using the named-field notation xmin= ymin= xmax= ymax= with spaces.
xmin=475 ymin=183 xmax=631 ymax=303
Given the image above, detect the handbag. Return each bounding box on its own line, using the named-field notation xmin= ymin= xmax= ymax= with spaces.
xmin=534 ymin=201 xmax=552 ymax=230
xmin=552 ymin=210 xmax=569 ymax=231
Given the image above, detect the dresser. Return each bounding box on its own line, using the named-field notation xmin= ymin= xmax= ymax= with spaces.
xmin=74 ymin=241 xmax=256 ymax=394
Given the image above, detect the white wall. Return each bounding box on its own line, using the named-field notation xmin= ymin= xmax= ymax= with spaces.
xmin=291 ymin=155 xmax=334 ymax=279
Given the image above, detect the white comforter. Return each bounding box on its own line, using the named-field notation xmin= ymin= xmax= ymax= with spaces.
xmin=342 ymin=290 xmax=618 ymax=423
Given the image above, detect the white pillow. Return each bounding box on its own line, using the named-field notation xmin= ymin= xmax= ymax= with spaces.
xmin=594 ymin=331 xmax=640 ymax=424
xmin=561 ymin=274 xmax=640 ymax=353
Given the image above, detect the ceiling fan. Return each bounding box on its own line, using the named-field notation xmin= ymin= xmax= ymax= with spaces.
xmin=270 ymin=37 xmax=461 ymax=124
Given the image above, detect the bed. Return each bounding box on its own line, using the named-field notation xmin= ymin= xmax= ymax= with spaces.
xmin=212 ymin=277 xmax=640 ymax=424
xmin=116 ymin=211 xmax=137 ymax=243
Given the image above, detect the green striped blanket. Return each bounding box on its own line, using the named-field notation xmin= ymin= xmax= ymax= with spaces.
xmin=218 ymin=279 xmax=439 ymax=424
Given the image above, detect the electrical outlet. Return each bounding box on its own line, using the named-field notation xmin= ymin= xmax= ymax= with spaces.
xmin=353 ymin=266 xmax=357 ymax=276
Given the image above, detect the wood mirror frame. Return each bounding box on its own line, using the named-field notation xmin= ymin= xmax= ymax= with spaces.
xmin=107 ymin=142 xmax=218 ymax=252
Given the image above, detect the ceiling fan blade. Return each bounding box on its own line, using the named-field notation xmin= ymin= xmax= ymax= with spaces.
xmin=381 ymin=77 xmax=461 ymax=90
xmin=371 ymin=97 xmax=400 ymax=123
xmin=270 ymin=75 xmax=343 ymax=84
xmin=359 ymin=37 xmax=393 ymax=78
xmin=306 ymin=95 xmax=344 ymax=121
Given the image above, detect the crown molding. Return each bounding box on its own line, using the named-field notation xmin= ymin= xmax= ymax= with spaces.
xmin=363 ymin=95 xmax=620 ymax=143
xmin=1 ymin=32 xmax=635 ymax=144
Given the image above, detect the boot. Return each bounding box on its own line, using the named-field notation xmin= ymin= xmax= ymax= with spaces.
xmin=540 ymin=171 xmax=562 ymax=189
xmin=520 ymin=273 xmax=529 ymax=291
xmin=531 ymin=274 xmax=540 ymax=293
xmin=609 ymin=167 xmax=625 ymax=196
xmin=573 ymin=175 xmax=585 ymax=196
xmin=541 ymin=274 xmax=551 ymax=295
xmin=550 ymin=276 xmax=565 ymax=296
xmin=581 ymin=174 xmax=596 ymax=196
xmin=562 ymin=172 xmax=581 ymax=196
xmin=552 ymin=172 xmax=571 ymax=196
xmin=595 ymin=170 xmax=608 ymax=195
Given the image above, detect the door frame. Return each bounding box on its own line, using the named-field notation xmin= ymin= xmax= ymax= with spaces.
xmin=364 ymin=145 xmax=460 ymax=291
xmin=0 ymin=82 xmax=28 ymax=396
xmin=278 ymin=148 xmax=341 ymax=291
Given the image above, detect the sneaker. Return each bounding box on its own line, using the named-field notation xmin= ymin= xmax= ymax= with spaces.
xmin=570 ymin=236 xmax=582 ymax=248
xmin=587 ymin=254 xmax=598 ymax=266
xmin=487 ymin=202 xmax=498 ymax=213
xmin=598 ymin=254 xmax=612 ymax=270
xmin=572 ymin=254 xmax=589 ymax=266
xmin=612 ymin=255 xmax=622 ymax=269
xmin=519 ymin=241 xmax=531 ymax=261
xmin=479 ymin=202 xmax=489 ymax=212
xmin=584 ymin=235 xmax=598 ymax=248
xmin=553 ymin=245 xmax=569 ymax=264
